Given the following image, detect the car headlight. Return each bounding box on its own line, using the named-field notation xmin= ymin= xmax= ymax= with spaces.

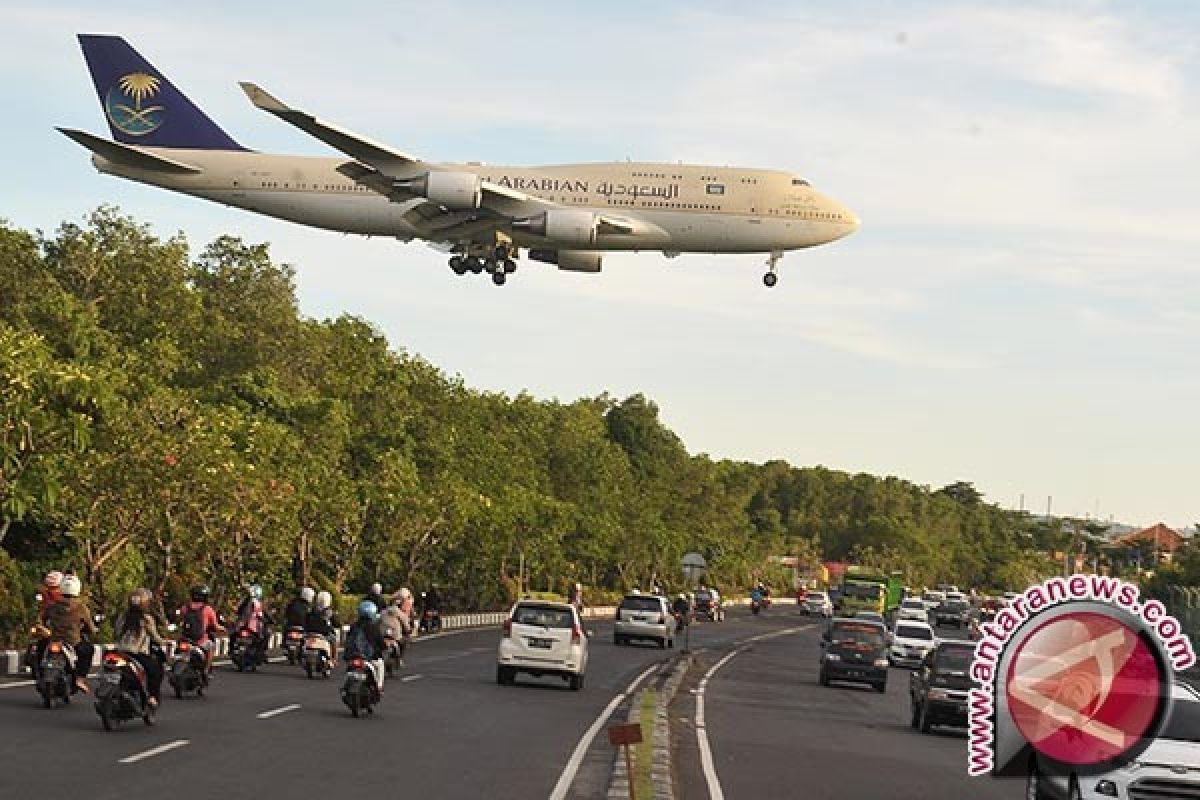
xmin=824 ymin=653 xmax=841 ymax=662
xmin=1093 ymin=780 xmax=1118 ymax=797
xmin=873 ymin=658 xmax=890 ymax=668
xmin=927 ymin=688 xmax=953 ymax=701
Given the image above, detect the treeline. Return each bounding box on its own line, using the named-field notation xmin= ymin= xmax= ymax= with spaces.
xmin=0 ymin=209 xmax=1050 ymax=644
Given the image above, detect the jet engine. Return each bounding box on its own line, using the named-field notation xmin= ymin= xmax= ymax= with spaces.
xmin=528 ymin=249 xmax=603 ymax=273
xmin=394 ymin=171 xmax=482 ymax=210
xmin=512 ymin=210 xmax=598 ymax=247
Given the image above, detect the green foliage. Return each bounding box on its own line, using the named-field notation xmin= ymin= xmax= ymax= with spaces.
xmin=0 ymin=209 xmax=1050 ymax=643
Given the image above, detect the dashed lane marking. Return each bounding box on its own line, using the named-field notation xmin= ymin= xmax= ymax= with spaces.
xmin=118 ymin=739 xmax=190 ymax=764
xmin=256 ymin=703 xmax=301 ymax=719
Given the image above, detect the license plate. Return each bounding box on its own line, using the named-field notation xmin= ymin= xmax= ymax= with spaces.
xmin=528 ymin=638 xmax=553 ymax=649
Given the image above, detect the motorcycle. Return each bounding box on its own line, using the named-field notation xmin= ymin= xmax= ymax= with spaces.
xmin=419 ymin=607 xmax=442 ymax=634
xmin=340 ymin=656 xmax=380 ymax=718
xmin=229 ymin=626 xmax=266 ymax=672
xmin=36 ymin=638 xmax=75 ymax=709
xmin=94 ymin=650 xmax=154 ymax=730
xmin=167 ymin=639 xmax=208 ymax=698
xmin=302 ymin=633 xmax=333 ymax=679
xmin=383 ymin=627 xmax=404 ymax=678
xmin=283 ymin=625 xmax=305 ymax=665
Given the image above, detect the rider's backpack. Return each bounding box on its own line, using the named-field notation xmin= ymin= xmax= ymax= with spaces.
xmin=182 ymin=604 xmax=206 ymax=642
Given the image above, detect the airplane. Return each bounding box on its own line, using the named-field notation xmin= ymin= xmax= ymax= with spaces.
xmin=60 ymin=34 xmax=859 ymax=288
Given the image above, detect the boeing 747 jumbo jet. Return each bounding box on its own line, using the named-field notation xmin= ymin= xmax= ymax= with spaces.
xmin=61 ymin=35 xmax=859 ymax=287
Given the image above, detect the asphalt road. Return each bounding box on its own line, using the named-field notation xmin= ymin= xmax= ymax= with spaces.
xmin=672 ymin=613 xmax=1028 ymax=800
xmin=0 ymin=608 xmax=791 ymax=800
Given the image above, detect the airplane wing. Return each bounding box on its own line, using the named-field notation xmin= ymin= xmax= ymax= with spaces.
xmin=239 ymin=83 xmax=556 ymax=219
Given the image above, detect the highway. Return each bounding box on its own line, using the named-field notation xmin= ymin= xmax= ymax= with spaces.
xmin=672 ymin=615 xmax=1026 ymax=800
xmin=0 ymin=609 xmax=1018 ymax=798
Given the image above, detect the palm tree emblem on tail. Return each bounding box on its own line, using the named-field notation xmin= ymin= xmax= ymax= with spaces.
xmin=105 ymin=72 xmax=165 ymax=136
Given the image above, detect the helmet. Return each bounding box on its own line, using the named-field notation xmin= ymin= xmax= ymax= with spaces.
xmin=397 ymin=587 xmax=412 ymax=601
xmin=316 ymin=590 xmax=332 ymax=611
xmin=44 ymin=570 xmax=63 ymax=588
xmin=370 ymin=582 xmax=383 ymax=596
xmin=300 ymin=586 xmax=315 ymax=604
xmin=357 ymin=600 xmax=378 ymax=620
xmin=575 ymin=582 xmax=582 ymax=590
xmin=61 ymin=575 xmax=82 ymax=597
xmin=130 ymin=588 xmax=152 ymax=609
xmin=678 ymin=593 xmax=688 ymax=601
xmin=191 ymin=585 xmax=210 ymax=602
xmin=248 ymin=584 xmax=262 ymax=600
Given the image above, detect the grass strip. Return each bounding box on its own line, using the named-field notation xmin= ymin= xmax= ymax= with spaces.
xmin=634 ymin=688 xmax=657 ymax=798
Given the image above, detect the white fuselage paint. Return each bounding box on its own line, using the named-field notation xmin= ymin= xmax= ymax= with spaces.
xmin=91 ymin=150 xmax=859 ymax=256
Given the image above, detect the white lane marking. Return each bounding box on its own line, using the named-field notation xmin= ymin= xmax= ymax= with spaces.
xmin=118 ymin=739 xmax=190 ymax=764
xmin=401 ymin=674 xmax=423 ymax=682
xmin=697 ymin=625 xmax=809 ymax=800
xmin=256 ymin=703 xmax=301 ymax=719
xmin=548 ymin=662 xmax=659 ymax=800
xmin=0 ymin=680 xmax=35 ymax=690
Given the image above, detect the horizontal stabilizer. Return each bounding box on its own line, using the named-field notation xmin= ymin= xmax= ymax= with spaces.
xmin=57 ymin=127 xmax=202 ymax=173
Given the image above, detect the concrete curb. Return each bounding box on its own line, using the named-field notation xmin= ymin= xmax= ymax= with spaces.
xmin=607 ymin=654 xmax=690 ymax=799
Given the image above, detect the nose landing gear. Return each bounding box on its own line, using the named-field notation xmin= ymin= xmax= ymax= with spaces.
xmin=763 ymin=251 xmax=782 ymax=288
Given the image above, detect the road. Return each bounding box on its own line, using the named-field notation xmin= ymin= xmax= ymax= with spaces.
xmin=672 ymin=614 xmax=1027 ymax=799
xmin=0 ymin=608 xmax=796 ymax=799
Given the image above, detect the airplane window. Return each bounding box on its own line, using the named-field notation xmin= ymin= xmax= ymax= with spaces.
xmin=792 ymin=179 xmax=810 ymax=186
xmin=707 ymin=184 xmax=725 ymax=195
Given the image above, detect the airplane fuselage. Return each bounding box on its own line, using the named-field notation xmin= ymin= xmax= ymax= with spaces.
xmin=92 ymin=150 xmax=859 ymax=254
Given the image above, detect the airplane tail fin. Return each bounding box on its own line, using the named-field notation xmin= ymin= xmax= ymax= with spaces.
xmin=77 ymin=34 xmax=246 ymax=151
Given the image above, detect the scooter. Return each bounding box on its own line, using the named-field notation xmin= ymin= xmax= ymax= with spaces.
xmin=340 ymin=656 xmax=380 ymax=718
xmin=383 ymin=628 xmax=405 ymax=678
xmin=419 ymin=607 xmax=442 ymax=633
xmin=302 ymin=634 xmax=333 ymax=679
xmin=229 ymin=626 xmax=266 ymax=672
xmin=167 ymin=639 xmax=208 ymax=698
xmin=94 ymin=650 xmax=155 ymax=730
xmin=36 ymin=639 xmax=75 ymax=709
xmin=283 ymin=625 xmax=305 ymax=665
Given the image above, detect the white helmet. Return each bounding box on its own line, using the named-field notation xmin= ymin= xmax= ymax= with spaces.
xmin=61 ymin=575 xmax=82 ymax=597
xmin=316 ymin=590 xmax=333 ymax=610
xmin=397 ymin=587 xmax=412 ymax=600
xmin=300 ymin=586 xmax=315 ymax=604
xmin=370 ymin=582 xmax=383 ymax=595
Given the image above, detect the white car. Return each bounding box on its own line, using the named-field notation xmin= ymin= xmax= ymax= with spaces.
xmin=1028 ymin=683 xmax=1200 ymax=799
xmin=889 ymin=621 xmax=938 ymax=668
xmin=897 ymin=598 xmax=930 ymax=623
xmin=614 ymin=593 xmax=677 ymax=648
xmin=496 ymin=600 xmax=588 ymax=690
xmin=801 ymin=591 xmax=833 ymax=617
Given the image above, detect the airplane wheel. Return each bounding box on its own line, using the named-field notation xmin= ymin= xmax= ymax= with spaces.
xmin=449 ymin=256 xmax=466 ymax=274
xmin=502 ymin=258 xmax=517 ymax=274
xmin=466 ymin=257 xmax=483 ymax=274
xmin=763 ymin=272 xmax=778 ymax=288
xmin=492 ymin=272 xmax=507 ymax=286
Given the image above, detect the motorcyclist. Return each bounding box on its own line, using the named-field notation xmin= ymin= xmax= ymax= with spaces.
xmin=43 ymin=574 xmax=97 ymax=694
xmin=284 ymin=587 xmax=314 ymax=630
xmin=304 ymin=590 xmax=340 ymax=666
xmin=235 ymin=584 xmax=270 ymax=666
xmin=569 ymin=582 xmax=584 ymax=616
xmin=672 ymin=592 xmax=692 ymax=629
xmin=379 ymin=595 xmax=408 ymax=668
xmin=39 ymin=570 xmax=64 ymax=621
xmin=364 ymin=582 xmax=388 ymax=615
xmin=178 ymin=585 xmax=223 ymax=674
xmin=28 ymin=570 xmax=65 ymax=679
xmin=344 ymin=600 xmax=387 ymax=694
xmin=114 ymin=588 xmax=168 ymax=709
xmin=750 ymin=584 xmax=765 ymax=610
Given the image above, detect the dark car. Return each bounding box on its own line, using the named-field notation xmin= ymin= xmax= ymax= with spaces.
xmin=909 ymin=640 xmax=976 ymax=733
xmin=818 ymin=617 xmax=890 ymax=693
xmin=934 ymin=599 xmax=971 ymax=628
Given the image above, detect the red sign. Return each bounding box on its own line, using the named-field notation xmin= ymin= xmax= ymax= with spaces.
xmin=1004 ymin=611 xmax=1166 ymax=766
xmin=608 ymin=723 xmax=643 ymax=747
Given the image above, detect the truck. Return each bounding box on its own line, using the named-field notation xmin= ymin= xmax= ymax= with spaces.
xmin=838 ymin=566 xmax=905 ymax=617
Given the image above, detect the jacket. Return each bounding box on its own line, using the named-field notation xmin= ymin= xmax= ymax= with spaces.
xmin=114 ymin=610 xmax=167 ymax=655
xmin=45 ymin=598 xmax=97 ymax=646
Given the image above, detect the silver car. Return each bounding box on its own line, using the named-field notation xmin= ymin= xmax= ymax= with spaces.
xmin=1027 ymin=683 xmax=1200 ymax=799
xmin=614 ymin=594 xmax=677 ymax=649
xmin=801 ymin=591 xmax=833 ymax=617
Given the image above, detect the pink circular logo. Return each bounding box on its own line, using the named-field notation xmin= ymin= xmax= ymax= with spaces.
xmin=1005 ymin=611 xmax=1166 ymax=766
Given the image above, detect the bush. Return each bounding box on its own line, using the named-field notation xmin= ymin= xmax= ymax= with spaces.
xmin=0 ymin=550 xmax=35 ymax=648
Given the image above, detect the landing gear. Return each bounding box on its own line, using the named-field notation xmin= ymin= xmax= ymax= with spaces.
xmin=492 ymin=271 xmax=507 ymax=286
xmin=449 ymin=255 xmax=466 ymax=275
xmin=466 ymin=256 xmax=484 ymax=274
xmin=451 ymin=243 xmax=517 ymax=285
xmin=763 ymin=250 xmax=782 ymax=288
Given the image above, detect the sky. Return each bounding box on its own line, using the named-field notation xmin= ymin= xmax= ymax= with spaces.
xmin=1 ymin=0 xmax=1197 ymax=528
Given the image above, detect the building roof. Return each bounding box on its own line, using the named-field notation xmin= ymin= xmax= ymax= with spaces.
xmin=1111 ymin=523 xmax=1186 ymax=553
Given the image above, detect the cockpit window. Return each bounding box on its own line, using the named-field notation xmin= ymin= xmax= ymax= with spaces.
xmin=792 ymin=178 xmax=810 ymax=186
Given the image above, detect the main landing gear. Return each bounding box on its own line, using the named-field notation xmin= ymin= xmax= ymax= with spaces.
xmin=763 ymin=250 xmax=782 ymax=288
xmin=448 ymin=245 xmax=517 ymax=287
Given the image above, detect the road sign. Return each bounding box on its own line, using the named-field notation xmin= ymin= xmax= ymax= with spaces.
xmin=607 ymin=722 xmax=643 ymax=746
xmin=681 ymin=552 xmax=707 ymax=583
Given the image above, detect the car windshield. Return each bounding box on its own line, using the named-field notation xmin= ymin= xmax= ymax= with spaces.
xmin=831 ymin=623 xmax=885 ymax=646
xmin=512 ymin=605 xmax=573 ymax=629
xmin=807 ymin=593 xmax=827 ymax=601
xmin=620 ymin=596 xmax=662 ymax=612
xmin=902 ymin=600 xmax=925 ymax=609
xmin=896 ymin=625 xmax=933 ymax=640
xmin=1161 ymin=699 xmax=1200 ymax=743
xmin=843 ymin=583 xmax=881 ymax=599
xmin=935 ymin=647 xmax=975 ymax=672
xmin=944 ymin=601 xmax=969 ymax=611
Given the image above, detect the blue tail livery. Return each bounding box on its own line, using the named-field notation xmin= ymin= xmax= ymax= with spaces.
xmin=78 ymin=34 xmax=246 ymax=150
